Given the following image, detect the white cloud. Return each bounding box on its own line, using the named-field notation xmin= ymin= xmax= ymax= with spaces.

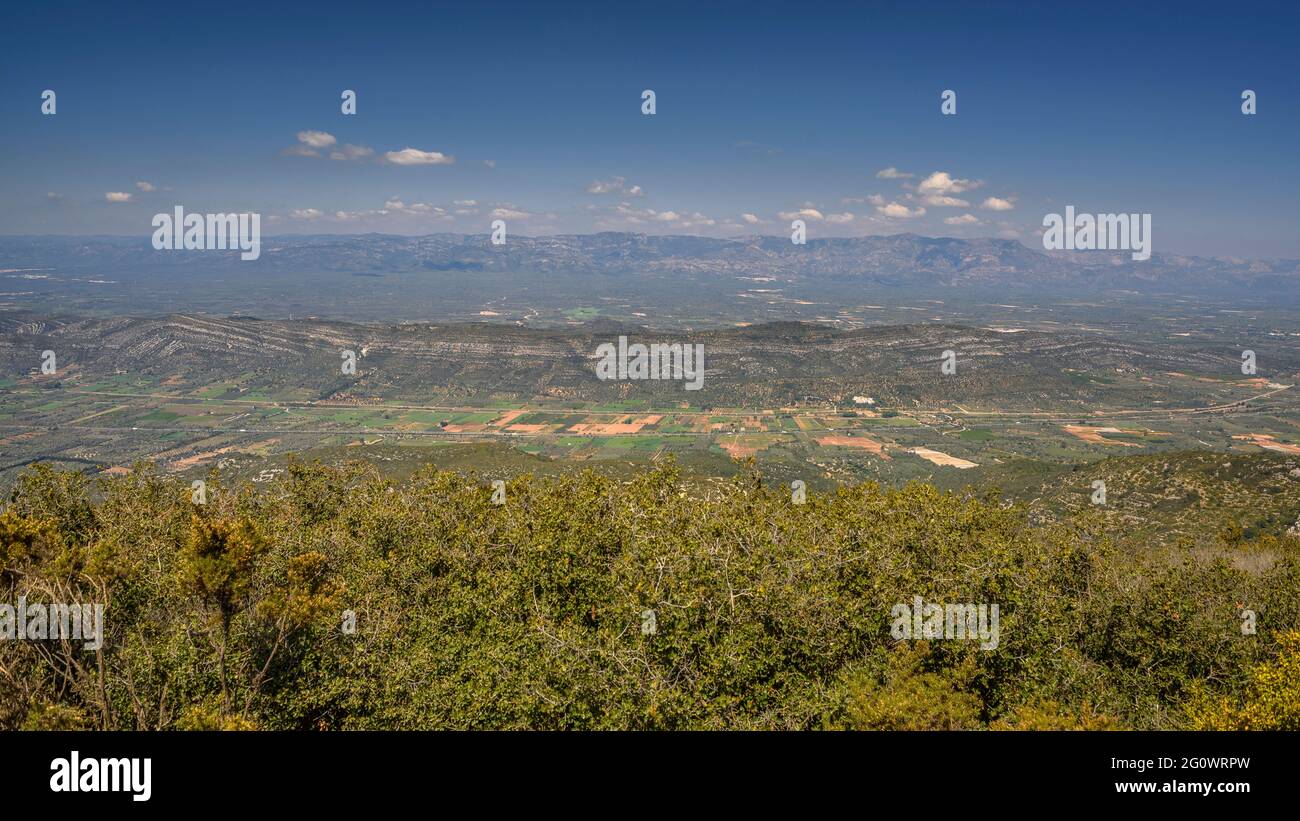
xmin=742 ymin=213 xmax=760 ymax=224
xmin=922 ymin=195 xmax=969 ymax=207
xmin=777 ymin=208 xmax=825 ymax=221
xmin=290 ymin=198 xmax=463 ymax=223
xmin=599 ymin=203 xmax=716 ymax=230
xmin=944 ymin=214 xmax=980 ymax=225
xmin=297 ymin=130 xmax=337 ymax=149
xmin=490 ymin=206 xmax=531 ymax=219
xmin=105 ymin=192 xmax=132 ymax=203
xmin=981 ymin=196 xmax=1015 ymax=211
xmin=667 ymin=210 xmax=712 ymax=227
xmin=483 ymin=159 xmax=496 ymax=169
xmin=876 ymin=166 xmax=913 ymax=179
xmin=383 ymin=147 xmax=455 ymax=166
xmin=329 ymin=144 xmax=374 ymax=161
xmin=585 ymin=176 xmax=644 ymax=197
xmin=917 ymin=171 xmax=982 ymax=196
xmin=383 ymin=198 xmax=445 ymax=216
xmin=454 ymin=199 xmax=478 ymax=207
xmin=825 ymin=212 xmax=855 ymax=224
xmin=282 ymin=129 xmax=370 ymax=162
xmin=876 ymin=201 xmax=926 ymax=219
xmin=135 ymin=181 xmax=156 ymax=193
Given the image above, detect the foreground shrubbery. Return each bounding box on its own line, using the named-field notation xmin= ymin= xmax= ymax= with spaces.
xmin=2 ymin=458 xmax=1298 ymax=730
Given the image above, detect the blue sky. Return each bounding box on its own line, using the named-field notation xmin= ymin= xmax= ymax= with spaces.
xmin=2 ymin=0 xmax=1298 ymax=257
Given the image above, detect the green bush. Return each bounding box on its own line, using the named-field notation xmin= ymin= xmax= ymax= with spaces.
xmin=1 ymin=459 xmax=1296 ymax=730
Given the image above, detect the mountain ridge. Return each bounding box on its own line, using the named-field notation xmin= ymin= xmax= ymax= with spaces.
xmin=4 ymin=232 xmax=1299 ymax=294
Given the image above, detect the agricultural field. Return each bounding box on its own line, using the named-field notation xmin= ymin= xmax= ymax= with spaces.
xmin=2 ymin=310 xmax=1297 ymax=539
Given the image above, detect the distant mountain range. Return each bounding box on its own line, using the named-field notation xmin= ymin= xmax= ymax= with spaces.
xmin=4 ymin=232 xmax=1299 ymax=294
xmin=0 ymin=311 xmax=1251 ymax=409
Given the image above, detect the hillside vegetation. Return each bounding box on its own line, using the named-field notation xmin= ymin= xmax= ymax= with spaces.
xmin=980 ymin=451 xmax=1300 ymax=544
xmin=2 ymin=459 xmax=1298 ymax=730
